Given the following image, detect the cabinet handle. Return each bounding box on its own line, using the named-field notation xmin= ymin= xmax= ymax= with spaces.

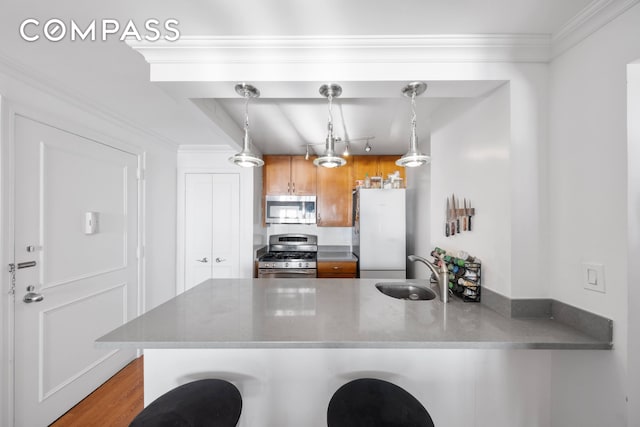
xmin=292 ymin=182 xmax=295 ymax=193
xmin=333 ymin=266 xmax=341 ymax=270
xmin=196 ymin=257 xmax=208 ymax=263
xmin=215 ymin=257 xmax=226 ymax=263
xmin=288 ymin=182 xmax=291 ymax=193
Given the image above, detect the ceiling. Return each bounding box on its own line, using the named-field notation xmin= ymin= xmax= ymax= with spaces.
xmin=207 ymin=80 xmax=506 ymax=156
xmin=0 ymin=0 xmax=600 ymax=154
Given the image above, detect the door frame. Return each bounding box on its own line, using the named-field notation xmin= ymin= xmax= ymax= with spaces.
xmin=0 ymin=99 xmax=146 ymax=427
xmin=628 ymin=60 xmax=640 ymax=426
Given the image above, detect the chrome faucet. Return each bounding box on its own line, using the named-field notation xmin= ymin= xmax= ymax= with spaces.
xmin=408 ymin=254 xmax=449 ymax=303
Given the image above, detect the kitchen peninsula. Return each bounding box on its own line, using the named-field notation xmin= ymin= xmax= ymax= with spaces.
xmin=97 ymin=278 xmax=612 ymax=426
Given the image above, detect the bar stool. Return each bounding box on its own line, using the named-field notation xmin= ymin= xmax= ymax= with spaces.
xmin=327 ymin=378 xmax=435 ymax=427
xmin=129 ymin=379 xmax=242 ymax=427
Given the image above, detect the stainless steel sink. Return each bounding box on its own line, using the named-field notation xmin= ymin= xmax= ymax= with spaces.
xmin=375 ymin=282 xmax=436 ymax=301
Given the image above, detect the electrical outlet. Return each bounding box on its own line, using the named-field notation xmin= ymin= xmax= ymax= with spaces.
xmin=582 ymin=263 xmax=606 ymax=293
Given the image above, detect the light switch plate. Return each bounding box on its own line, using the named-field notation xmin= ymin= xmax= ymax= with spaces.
xmin=582 ymin=262 xmax=605 ymax=293
xmin=84 ymin=211 xmax=99 ymax=235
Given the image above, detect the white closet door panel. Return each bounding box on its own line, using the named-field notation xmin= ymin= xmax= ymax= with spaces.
xmin=212 ymin=174 xmax=240 ymax=278
xmin=184 ymin=174 xmax=214 ymax=290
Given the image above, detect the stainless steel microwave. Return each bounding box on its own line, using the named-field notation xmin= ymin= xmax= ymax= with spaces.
xmin=265 ymin=195 xmax=316 ymax=224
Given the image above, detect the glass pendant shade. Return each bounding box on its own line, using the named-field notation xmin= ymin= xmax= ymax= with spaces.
xmin=314 ymin=83 xmax=346 ymax=168
xmin=396 ymin=82 xmax=430 ymax=168
xmin=229 ymin=83 xmax=264 ymax=168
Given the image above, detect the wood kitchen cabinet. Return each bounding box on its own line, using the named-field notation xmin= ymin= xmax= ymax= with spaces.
xmin=317 ymin=260 xmax=357 ymax=278
xmin=352 ymin=155 xmax=406 ymax=188
xmin=263 ymin=155 xmax=316 ymax=196
xmin=316 ymin=157 xmax=353 ymax=227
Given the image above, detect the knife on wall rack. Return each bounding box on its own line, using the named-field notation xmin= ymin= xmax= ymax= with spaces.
xmin=454 ymin=194 xmax=460 ymax=233
xmin=463 ymin=198 xmax=468 ymax=231
xmin=445 ymin=197 xmax=450 ymax=237
xmin=450 ymin=194 xmax=456 ymax=236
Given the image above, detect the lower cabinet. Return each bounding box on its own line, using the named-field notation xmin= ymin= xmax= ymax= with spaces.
xmin=317 ymin=261 xmax=357 ymax=278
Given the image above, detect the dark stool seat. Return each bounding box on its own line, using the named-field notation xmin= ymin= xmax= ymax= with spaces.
xmin=129 ymin=379 xmax=242 ymax=427
xmin=327 ymin=378 xmax=435 ymax=427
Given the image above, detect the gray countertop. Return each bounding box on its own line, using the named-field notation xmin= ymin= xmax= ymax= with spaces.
xmin=317 ymin=252 xmax=358 ymax=262
xmin=97 ymin=278 xmax=611 ymax=350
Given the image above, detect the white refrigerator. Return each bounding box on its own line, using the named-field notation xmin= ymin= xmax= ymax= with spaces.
xmin=352 ymin=188 xmax=406 ymax=278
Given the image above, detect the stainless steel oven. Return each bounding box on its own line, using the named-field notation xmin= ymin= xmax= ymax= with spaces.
xmin=257 ymin=234 xmax=318 ymax=278
xmin=258 ymin=268 xmax=317 ymax=279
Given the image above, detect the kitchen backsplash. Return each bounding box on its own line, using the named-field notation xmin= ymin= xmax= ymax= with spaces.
xmin=266 ymin=224 xmax=352 ymax=246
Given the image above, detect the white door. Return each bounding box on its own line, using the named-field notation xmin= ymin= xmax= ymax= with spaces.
xmin=13 ymin=116 xmax=139 ymax=426
xmin=184 ymin=173 xmax=239 ymax=290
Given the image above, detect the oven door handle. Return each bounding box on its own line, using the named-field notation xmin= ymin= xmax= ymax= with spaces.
xmin=258 ymin=268 xmax=317 ymax=278
xmin=262 ymin=269 xmax=315 ymax=275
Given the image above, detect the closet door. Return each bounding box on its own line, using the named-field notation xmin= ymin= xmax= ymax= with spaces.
xmin=184 ymin=173 xmax=239 ymax=291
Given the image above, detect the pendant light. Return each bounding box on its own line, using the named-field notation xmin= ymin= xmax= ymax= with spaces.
xmin=229 ymin=83 xmax=264 ymax=168
xmin=314 ymin=84 xmax=346 ymax=168
xmin=396 ymin=82 xmax=430 ymax=168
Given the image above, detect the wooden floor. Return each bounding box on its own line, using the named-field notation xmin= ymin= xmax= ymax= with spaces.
xmin=50 ymin=356 xmax=144 ymax=427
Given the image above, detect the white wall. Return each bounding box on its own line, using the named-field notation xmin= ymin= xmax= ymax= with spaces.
xmin=420 ymin=85 xmax=511 ymax=296
xmin=177 ymin=148 xmax=256 ymax=286
xmin=0 ymin=70 xmax=178 ymax=426
xmin=547 ymin=4 xmax=640 ymax=426
xmin=266 ymin=224 xmax=352 ymax=246
xmin=142 ymin=148 xmax=178 ymax=310
xmin=394 ymin=65 xmax=548 ymax=299
xmin=405 ymin=161 xmax=431 ymax=279
xmin=628 ymin=60 xmax=640 ymax=427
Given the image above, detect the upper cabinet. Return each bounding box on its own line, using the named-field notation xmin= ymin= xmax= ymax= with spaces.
xmin=262 ymin=155 xmax=404 ymax=227
xmin=352 ymin=155 xmax=406 ymax=188
xmin=316 ymin=158 xmax=353 ymax=227
xmin=264 ymin=155 xmax=316 ymax=196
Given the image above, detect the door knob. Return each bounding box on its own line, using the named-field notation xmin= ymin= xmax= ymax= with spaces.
xmin=215 ymin=257 xmax=226 ymax=263
xmin=23 ymin=285 xmax=44 ymax=303
xmin=196 ymin=257 xmax=209 ymax=263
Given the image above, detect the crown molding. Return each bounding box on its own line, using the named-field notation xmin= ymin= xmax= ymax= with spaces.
xmin=178 ymin=144 xmax=235 ymax=152
xmin=128 ymin=34 xmax=553 ymax=66
xmin=552 ymin=0 xmax=640 ymax=58
xmin=0 ymin=53 xmax=179 ymax=149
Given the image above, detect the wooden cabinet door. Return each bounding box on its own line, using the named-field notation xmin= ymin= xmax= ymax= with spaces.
xmin=263 ymin=155 xmax=292 ymax=195
xmin=352 ymin=156 xmax=379 ymax=188
xmin=317 ymin=261 xmax=357 ymax=278
xmin=378 ymin=155 xmax=406 ymax=186
xmin=317 ymin=158 xmax=353 ymax=227
xmin=290 ymin=155 xmax=317 ymax=195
